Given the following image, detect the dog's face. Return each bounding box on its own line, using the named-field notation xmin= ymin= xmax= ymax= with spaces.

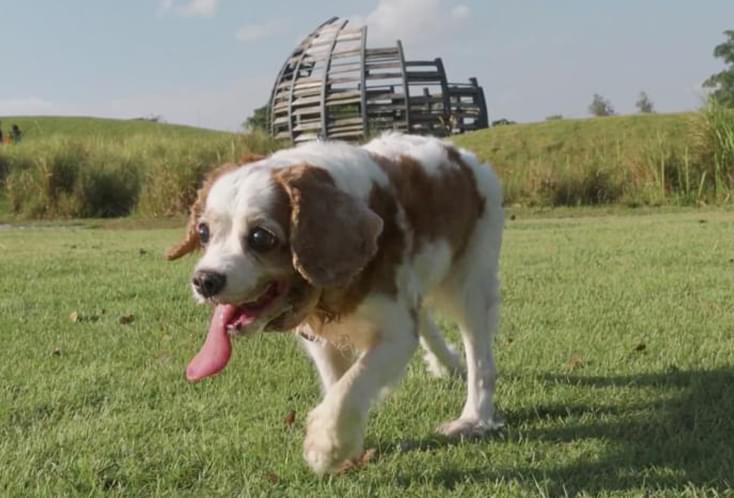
xmin=192 ymin=164 xmax=318 ymax=335
xmin=167 ymin=159 xmax=384 ymax=338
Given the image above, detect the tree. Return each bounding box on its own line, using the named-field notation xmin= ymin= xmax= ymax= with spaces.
xmin=703 ymin=30 xmax=734 ymax=107
xmin=636 ymin=91 xmax=655 ymax=113
xmin=589 ymin=94 xmax=615 ymax=117
xmin=243 ymin=104 xmax=270 ymax=132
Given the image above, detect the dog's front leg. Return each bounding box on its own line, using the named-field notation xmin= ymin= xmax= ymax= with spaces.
xmin=303 ymin=301 xmax=418 ymax=474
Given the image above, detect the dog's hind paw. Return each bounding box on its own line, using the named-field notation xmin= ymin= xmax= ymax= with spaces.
xmin=437 ymin=416 xmax=505 ymax=438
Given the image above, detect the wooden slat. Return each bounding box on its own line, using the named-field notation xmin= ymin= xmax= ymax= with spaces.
xmin=292 ymin=95 xmax=322 ymax=107
xmin=294 ymin=132 xmax=319 ymax=142
xmin=328 ymin=131 xmax=364 ymax=139
xmin=327 ymin=66 xmax=362 ymax=76
xmin=404 ymin=72 xmax=443 ymax=81
xmin=365 ymin=47 xmax=399 ymax=56
xmin=292 ymin=106 xmax=322 ymax=116
xmin=366 ymin=72 xmax=404 ymax=80
xmin=326 ymin=97 xmax=361 ymax=106
xmin=330 ymin=48 xmax=361 ymax=58
xmin=367 ymin=104 xmax=409 ymax=112
xmin=364 ymin=61 xmax=402 ymax=70
xmin=328 ymin=117 xmax=363 ymax=126
xmin=326 ymin=90 xmax=362 ymax=101
xmin=327 ymin=76 xmax=361 ymax=84
xmin=366 ymin=92 xmax=405 ymax=101
xmin=293 ymin=121 xmax=322 ymax=132
xmin=405 ymin=60 xmax=439 ymax=67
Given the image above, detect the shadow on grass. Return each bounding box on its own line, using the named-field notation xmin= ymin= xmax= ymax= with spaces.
xmin=390 ymin=367 xmax=734 ymax=495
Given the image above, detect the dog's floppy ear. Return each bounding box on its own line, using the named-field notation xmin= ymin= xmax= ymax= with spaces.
xmin=165 ymin=155 xmax=265 ymax=260
xmin=275 ymin=164 xmax=383 ymax=288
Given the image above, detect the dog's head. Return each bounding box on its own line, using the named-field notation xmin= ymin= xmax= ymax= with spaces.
xmin=168 ymin=156 xmax=383 ymax=381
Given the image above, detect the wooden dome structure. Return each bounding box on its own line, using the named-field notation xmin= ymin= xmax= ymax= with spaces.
xmin=269 ymin=17 xmax=489 ymax=143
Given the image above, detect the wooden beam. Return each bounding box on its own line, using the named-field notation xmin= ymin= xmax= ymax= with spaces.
xmin=359 ymin=25 xmax=368 ymax=140
xmin=396 ymin=40 xmax=411 ymax=132
xmin=320 ymin=19 xmax=349 ymax=139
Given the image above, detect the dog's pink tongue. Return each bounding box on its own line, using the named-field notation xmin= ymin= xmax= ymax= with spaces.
xmin=185 ymin=305 xmax=235 ymax=382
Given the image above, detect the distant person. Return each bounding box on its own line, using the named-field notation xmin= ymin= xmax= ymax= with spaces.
xmin=10 ymin=124 xmax=22 ymax=144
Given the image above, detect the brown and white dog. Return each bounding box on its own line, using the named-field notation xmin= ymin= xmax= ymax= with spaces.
xmin=167 ymin=133 xmax=504 ymax=474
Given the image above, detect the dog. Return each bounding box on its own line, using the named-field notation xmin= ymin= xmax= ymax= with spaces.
xmin=166 ymin=133 xmax=504 ymax=474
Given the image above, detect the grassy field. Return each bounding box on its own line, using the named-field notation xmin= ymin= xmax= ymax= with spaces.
xmin=0 ymin=116 xmax=230 ymax=140
xmin=1 ymin=110 xmax=732 ymax=221
xmin=0 ymin=117 xmax=280 ymax=220
xmin=1 ymin=208 xmax=733 ymax=497
xmin=453 ymin=112 xmax=732 ymax=206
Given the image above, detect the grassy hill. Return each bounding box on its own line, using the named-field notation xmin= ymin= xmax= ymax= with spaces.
xmin=452 ymin=112 xmax=706 ymax=206
xmin=0 ymin=110 xmax=730 ymax=220
xmin=453 ymin=112 xmax=693 ymax=172
xmin=0 ymin=115 xmax=232 ymax=141
xmin=0 ymin=116 xmax=279 ymax=220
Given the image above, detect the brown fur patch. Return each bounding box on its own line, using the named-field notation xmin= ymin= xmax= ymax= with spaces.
xmin=165 ymin=155 xmax=264 ymax=260
xmin=370 ymin=146 xmax=484 ymax=259
xmin=315 ymin=181 xmax=405 ymax=321
xmin=274 ymin=164 xmax=383 ymax=289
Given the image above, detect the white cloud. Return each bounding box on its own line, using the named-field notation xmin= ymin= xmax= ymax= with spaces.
xmin=236 ymin=20 xmax=286 ymax=43
xmin=351 ymin=0 xmax=470 ymax=47
xmin=451 ymin=4 xmax=470 ymax=21
xmin=158 ymin=0 xmax=219 ymax=18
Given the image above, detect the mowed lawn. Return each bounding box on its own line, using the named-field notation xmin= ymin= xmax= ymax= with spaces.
xmin=1 ymin=209 xmax=732 ymax=497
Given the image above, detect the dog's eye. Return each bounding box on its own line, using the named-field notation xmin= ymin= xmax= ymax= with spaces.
xmin=247 ymin=227 xmax=277 ymax=252
xmin=197 ymin=222 xmax=210 ymax=244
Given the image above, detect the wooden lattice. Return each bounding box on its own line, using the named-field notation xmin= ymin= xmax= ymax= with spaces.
xmin=269 ymin=17 xmax=488 ymax=143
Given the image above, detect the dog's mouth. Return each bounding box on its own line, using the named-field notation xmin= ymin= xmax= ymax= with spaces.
xmin=185 ymin=281 xmax=288 ymax=383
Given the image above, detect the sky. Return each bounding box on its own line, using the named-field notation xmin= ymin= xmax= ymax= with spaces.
xmin=1 ymin=0 xmax=732 ymax=131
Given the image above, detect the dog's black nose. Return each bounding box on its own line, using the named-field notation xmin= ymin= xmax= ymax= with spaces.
xmin=192 ymin=270 xmax=226 ymax=298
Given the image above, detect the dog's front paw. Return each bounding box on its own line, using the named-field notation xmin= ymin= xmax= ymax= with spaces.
xmin=303 ymin=402 xmax=364 ymax=474
xmin=437 ymin=415 xmax=505 ymax=438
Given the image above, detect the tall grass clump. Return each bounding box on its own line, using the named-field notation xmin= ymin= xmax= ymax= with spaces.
xmin=454 ymin=111 xmax=733 ymax=207
xmin=688 ymin=99 xmax=734 ymax=202
xmin=135 ymin=130 xmax=282 ymax=216
xmin=4 ymin=139 xmax=142 ymax=218
xmin=2 ymin=129 xmax=282 ymax=219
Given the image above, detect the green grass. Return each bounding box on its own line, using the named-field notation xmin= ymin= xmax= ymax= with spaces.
xmin=1 ymin=208 xmax=733 ymax=497
xmin=1 ymin=112 xmax=732 ymax=221
xmin=0 ymin=117 xmax=281 ymax=220
xmin=453 ymin=112 xmax=732 ymax=206
xmin=0 ymin=115 xmax=231 ymax=140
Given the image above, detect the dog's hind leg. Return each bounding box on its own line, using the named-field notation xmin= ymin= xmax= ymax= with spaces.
xmin=418 ymin=311 xmax=464 ymax=379
xmin=436 ymin=271 xmax=504 ymax=436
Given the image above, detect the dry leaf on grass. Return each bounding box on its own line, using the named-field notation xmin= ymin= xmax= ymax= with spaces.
xmin=118 ymin=314 xmax=135 ymax=325
xmin=264 ymin=471 xmax=279 ymax=484
xmin=284 ymin=409 xmax=296 ymax=427
xmin=337 ymin=448 xmax=377 ymax=473
xmin=69 ymin=311 xmax=100 ymax=323
xmin=565 ymin=353 xmax=585 ymax=370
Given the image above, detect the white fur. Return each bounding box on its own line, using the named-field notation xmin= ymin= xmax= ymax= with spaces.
xmin=363 ymin=132 xmax=453 ymax=177
xmin=196 ymin=133 xmax=504 ymax=474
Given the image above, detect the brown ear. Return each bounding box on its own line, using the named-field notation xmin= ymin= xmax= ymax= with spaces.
xmin=165 ymin=156 xmax=264 ymax=260
xmin=275 ymin=165 xmax=383 ymax=288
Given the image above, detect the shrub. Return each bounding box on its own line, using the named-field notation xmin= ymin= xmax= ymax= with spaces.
xmin=688 ymin=100 xmax=734 ymax=201
xmin=2 ymin=131 xmax=283 ymax=219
